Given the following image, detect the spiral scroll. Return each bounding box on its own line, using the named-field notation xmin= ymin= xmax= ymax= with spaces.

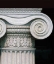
xmin=30 ymin=17 xmax=53 ymax=39
xmin=0 ymin=19 xmax=6 ymax=38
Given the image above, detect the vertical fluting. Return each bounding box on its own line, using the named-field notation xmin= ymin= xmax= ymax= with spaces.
xmin=12 ymin=51 xmax=16 ymax=64
xmin=30 ymin=51 xmax=33 ymax=64
xmin=7 ymin=51 xmax=12 ymax=64
xmin=27 ymin=51 xmax=30 ymax=64
xmin=4 ymin=51 xmax=8 ymax=64
xmin=33 ymin=51 xmax=35 ymax=64
xmin=17 ymin=51 xmax=20 ymax=64
xmin=19 ymin=51 xmax=22 ymax=64
xmin=15 ymin=51 xmax=17 ymax=64
xmin=1 ymin=49 xmax=35 ymax=64
xmin=1 ymin=51 xmax=4 ymax=64
xmin=24 ymin=51 xmax=26 ymax=64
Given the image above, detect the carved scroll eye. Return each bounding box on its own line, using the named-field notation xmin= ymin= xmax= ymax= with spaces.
xmin=30 ymin=17 xmax=53 ymax=39
xmin=0 ymin=19 xmax=6 ymax=38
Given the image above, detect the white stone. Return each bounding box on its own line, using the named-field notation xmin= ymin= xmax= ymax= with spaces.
xmin=30 ymin=13 xmax=53 ymax=39
xmin=0 ymin=8 xmax=53 ymax=64
xmin=0 ymin=19 xmax=6 ymax=38
xmin=0 ymin=8 xmax=42 ymax=25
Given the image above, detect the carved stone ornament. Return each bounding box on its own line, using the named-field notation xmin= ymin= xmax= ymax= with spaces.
xmin=0 ymin=19 xmax=6 ymax=38
xmin=0 ymin=8 xmax=53 ymax=64
xmin=30 ymin=13 xmax=53 ymax=39
xmin=0 ymin=8 xmax=53 ymax=39
xmin=0 ymin=8 xmax=42 ymax=25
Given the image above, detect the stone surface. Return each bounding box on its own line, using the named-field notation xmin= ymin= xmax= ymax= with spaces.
xmin=0 ymin=19 xmax=6 ymax=38
xmin=0 ymin=8 xmax=53 ymax=64
xmin=30 ymin=14 xmax=53 ymax=39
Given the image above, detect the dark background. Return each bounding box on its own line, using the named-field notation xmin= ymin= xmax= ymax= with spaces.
xmin=35 ymin=8 xmax=54 ymax=64
xmin=0 ymin=0 xmax=54 ymax=8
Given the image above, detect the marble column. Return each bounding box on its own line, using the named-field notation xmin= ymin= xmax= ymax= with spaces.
xmin=0 ymin=8 xmax=53 ymax=64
